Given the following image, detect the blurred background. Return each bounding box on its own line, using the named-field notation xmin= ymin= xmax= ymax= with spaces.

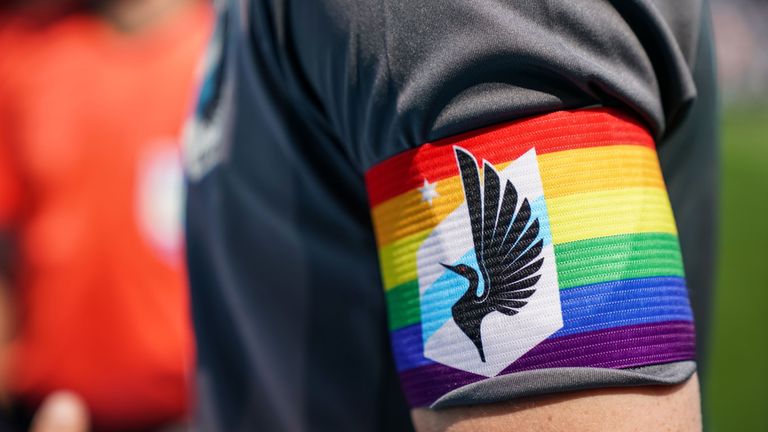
xmin=0 ymin=0 xmax=212 ymax=430
xmin=708 ymin=1 xmax=768 ymax=431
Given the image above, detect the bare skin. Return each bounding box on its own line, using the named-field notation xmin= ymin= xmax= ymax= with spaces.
xmin=93 ymin=0 xmax=197 ymax=33
xmin=6 ymin=0 xmax=196 ymax=33
xmin=412 ymin=373 xmax=702 ymax=432
xmin=30 ymin=392 xmax=90 ymax=432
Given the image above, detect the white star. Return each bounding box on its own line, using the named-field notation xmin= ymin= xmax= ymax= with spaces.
xmin=418 ymin=178 xmax=439 ymax=206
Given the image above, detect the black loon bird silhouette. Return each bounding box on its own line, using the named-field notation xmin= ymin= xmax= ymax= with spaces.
xmin=441 ymin=147 xmax=544 ymax=363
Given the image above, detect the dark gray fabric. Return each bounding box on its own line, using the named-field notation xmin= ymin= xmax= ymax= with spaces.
xmin=185 ymin=0 xmax=718 ymax=430
xmin=657 ymin=3 xmax=719 ymax=378
xmin=290 ymin=0 xmax=700 ymax=169
xmin=432 ymin=361 xmax=697 ymax=408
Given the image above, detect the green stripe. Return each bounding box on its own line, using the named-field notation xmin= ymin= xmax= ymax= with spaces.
xmin=386 ymin=280 xmax=420 ymax=330
xmin=384 ymin=232 xmax=684 ymax=331
xmin=554 ymin=232 xmax=684 ymax=289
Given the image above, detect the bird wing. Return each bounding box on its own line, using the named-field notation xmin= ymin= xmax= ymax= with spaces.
xmin=454 ymin=147 xmax=488 ymax=286
xmin=454 ymin=147 xmax=544 ymax=316
xmin=481 ymin=161 xmax=543 ymax=315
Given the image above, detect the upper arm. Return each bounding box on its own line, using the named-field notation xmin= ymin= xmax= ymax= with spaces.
xmin=273 ymin=0 xmax=710 ymax=427
xmin=341 ymin=0 xmax=707 ymax=428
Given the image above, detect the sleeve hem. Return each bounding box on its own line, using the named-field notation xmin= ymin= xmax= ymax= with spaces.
xmin=430 ymin=361 xmax=696 ymax=409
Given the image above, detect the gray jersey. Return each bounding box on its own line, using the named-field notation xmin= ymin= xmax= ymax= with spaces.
xmin=184 ymin=0 xmax=717 ymax=430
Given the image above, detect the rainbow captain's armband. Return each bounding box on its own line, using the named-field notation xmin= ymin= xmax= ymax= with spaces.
xmin=365 ymin=109 xmax=695 ymax=408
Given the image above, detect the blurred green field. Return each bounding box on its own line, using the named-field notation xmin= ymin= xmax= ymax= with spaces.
xmin=707 ymin=107 xmax=768 ymax=432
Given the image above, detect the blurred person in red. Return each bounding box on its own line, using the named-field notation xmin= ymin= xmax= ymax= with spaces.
xmin=0 ymin=0 xmax=212 ymax=430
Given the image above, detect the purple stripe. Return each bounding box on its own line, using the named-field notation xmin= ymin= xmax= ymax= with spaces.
xmin=398 ymin=321 xmax=695 ymax=407
xmin=502 ymin=320 xmax=695 ymax=372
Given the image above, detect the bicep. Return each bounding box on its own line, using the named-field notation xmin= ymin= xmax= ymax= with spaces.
xmin=412 ymin=374 xmax=701 ymax=432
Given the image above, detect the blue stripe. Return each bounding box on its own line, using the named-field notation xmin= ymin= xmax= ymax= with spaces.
xmin=553 ymin=276 xmax=693 ymax=337
xmin=390 ymin=276 xmax=692 ymax=372
xmin=391 ymin=323 xmax=433 ymax=370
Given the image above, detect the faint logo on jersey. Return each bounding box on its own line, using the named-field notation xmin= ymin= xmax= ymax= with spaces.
xmin=136 ymin=140 xmax=183 ymax=264
xmin=418 ymin=148 xmax=563 ymax=377
xmin=183 ymin=5 xmax=232 ymax=181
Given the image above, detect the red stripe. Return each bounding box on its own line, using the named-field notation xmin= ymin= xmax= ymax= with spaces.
xmin=365 ymin=108 xmax=654 ymax=207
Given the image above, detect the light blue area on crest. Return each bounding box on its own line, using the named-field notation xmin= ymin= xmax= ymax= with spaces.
xmin=419 ymin=195 xmax=552 ymax=345
xmin=420 ymin=249 xmax=481 ymax=343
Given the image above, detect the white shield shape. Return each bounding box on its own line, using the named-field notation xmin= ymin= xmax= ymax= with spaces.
xmin=417 ymin=148 xmax=563 ymax=377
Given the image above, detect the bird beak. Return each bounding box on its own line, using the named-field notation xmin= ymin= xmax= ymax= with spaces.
xmin=440 ymin=263 xmax=457 ymax=273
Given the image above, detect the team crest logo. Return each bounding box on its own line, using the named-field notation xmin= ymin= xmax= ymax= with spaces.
xmin=418 ymin=147 xmax=563 ymax=377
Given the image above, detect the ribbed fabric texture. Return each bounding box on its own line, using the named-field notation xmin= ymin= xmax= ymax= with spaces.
xmin=365 ymin=109 xmax=695 ymax=407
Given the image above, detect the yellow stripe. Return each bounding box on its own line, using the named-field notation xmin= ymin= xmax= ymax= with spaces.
xmin=371 ymin=145 xmax=664 ymax=248
xmin=379 ymin=186 xmax=676 ymax=291
xmin=538 ymin=145 xmax=664 ymax=199
xmin=547 ymin=187 xmax=677 ymax=244
xmin=380 ymin=230 xmax=429 ymax=291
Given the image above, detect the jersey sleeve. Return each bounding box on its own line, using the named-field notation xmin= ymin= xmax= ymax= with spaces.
xmin=279 ymin=0 xmax=707 ymax=411
xmin=364 ymin=108 xmax=695 ymax=408
xmin=341 ymin=0 xmax=704 ymax=409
